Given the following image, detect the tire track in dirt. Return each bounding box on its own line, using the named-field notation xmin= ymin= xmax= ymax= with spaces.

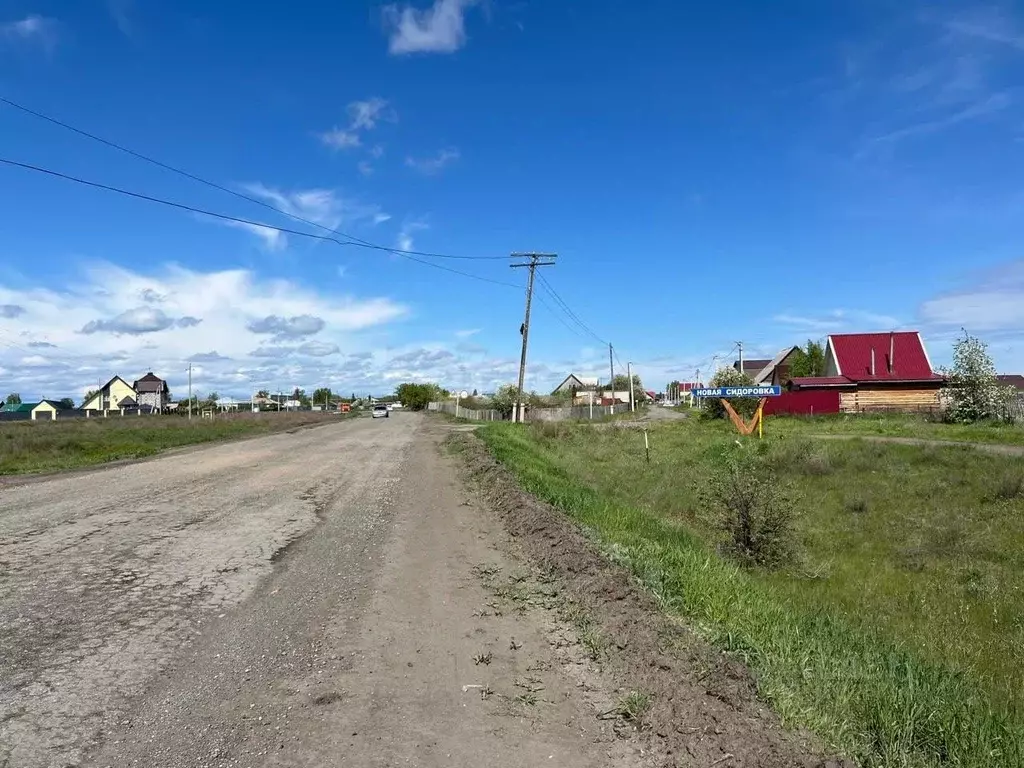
xmin=0 ymin=417 xmax=415 ymax=768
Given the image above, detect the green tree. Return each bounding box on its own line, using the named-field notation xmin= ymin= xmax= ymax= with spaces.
xmin=611 ymin=373 xmax=643 ymax=392
xmin=312 ymin=387 xmax=333 ymax=408
xmin=701 ymin=367 xmax=758 ymax=419
xmin=256 ymin=389 xmax=270 ymax=398
xmin=207 ymin=391 xmax=220 ymax=403
xmin=944 ymin=330 xmax=1010 ymax=423
xmin=489 ymin=384 xmax=519 ymax=418
xmin=788 ymin=339 xmax=826 ymax=378
xmin=5 ymin=392 xmax=21 ymax=405
xmin=58 ymin=398 xmax=75 ymax=409
xmin=395 ymin=382 xmax=442 ymax=411
xmin=472 ymin=388 xmax=478 ymax=397
xmin=81 ymin=389 xmax=98 ymax=407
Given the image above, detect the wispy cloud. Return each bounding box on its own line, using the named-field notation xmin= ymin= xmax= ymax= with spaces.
xmin=394 ymin=218 xmax=429 ymax=252
xmin=1 ymin=14 xmax=57 ymax=48
xmin=919 ymin=259 xmax=1024 ymax=331
xmin=221 ymin=220 xmax=287 ymax=251
xmin=384 ymin=0 xmax=477 ymax=55
xmin=320 ymin=129 xmax=361 ymax=150
xmin=406 ymin=147 xmax=460 ymax=175
xmin=319 ymin=98 xmax=394 ymax=151
xmin=455 ymin=328 xmax=480 ymax=338
xmin=358 ymin=160 xmax=374 ymax=177
xmin=943 ymin=7 xmax=1024 ymax=50
xmin=865 ymin=92 xmax=1011 ymax=149
xmin=773 ymin=309 xmax=903 ymax=334
xmin=843 ymin=9 xmax=1024 ymax=157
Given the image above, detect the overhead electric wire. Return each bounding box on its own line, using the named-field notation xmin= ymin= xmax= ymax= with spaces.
xmin=0 ymin=95 xmax=508 ymax=262
xmin=535 ymin=272 xmax=607 ymax=345
xmin=0 ymin=157 xmax=521 ymax=289
xmin=533 ymin=288 xmax=589 ymax=340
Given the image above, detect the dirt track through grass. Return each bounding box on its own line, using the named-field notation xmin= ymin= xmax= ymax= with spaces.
xmin=478 ymin=419 xmax=1024 ymax=767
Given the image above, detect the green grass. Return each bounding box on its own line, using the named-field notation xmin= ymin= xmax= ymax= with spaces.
xmin=769 ymin=412 xmax=1024 ymax=447
xmin=0 ymin=412 xmax=343 ymax=475
xmin=477 ymin=419 xmax=1024 ymax=767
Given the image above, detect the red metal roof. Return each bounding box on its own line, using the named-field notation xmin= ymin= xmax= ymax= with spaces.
xmin=828 ymin=332 xmax=940 ymax=382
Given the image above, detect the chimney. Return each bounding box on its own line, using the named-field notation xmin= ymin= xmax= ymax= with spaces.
xmin=889 ymin=331 xmax=895 ymax=375
xmin=870 ymin=348 xmax=876 ymax=376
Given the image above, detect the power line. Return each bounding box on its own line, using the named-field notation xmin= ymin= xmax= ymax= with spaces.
xmin=535 ymin=272 xmax=607 ymax=345
xmin=0 ymin=156 xmax=521 ymax=289
xmin=0 ymin=95 xmax=508 ymax=262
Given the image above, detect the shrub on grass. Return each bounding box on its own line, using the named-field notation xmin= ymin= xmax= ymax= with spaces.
xmin=700 ymin=367 xmax=758 ymax=420
xmin=703 ymin=454 xmax=800 ymax=569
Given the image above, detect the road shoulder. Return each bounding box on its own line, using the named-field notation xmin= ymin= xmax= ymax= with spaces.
xmin=450 ymin=428 xmax=852 ymax=768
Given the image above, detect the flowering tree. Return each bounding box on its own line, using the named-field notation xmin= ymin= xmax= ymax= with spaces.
xmin=944 ymin=331 xmax=1009 ymax=423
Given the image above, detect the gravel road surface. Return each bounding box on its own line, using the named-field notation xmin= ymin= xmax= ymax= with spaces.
xmin=1 ymin=414 xmax=641 ymax=768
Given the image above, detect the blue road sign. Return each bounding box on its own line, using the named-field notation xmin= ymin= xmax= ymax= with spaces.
xmin=692 ymin=385 xmax=782 ymax=398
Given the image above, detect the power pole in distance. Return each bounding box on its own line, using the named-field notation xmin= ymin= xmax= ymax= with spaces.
xmin=736 ymin=341 xmax=744 ymax=375
xmin=510 ymin=252 xmax=557 ymax=423
xmin=608 ymin=343 xmax=615 ymax=415
xmin=187 ymin=363 xmax=193 ymax=421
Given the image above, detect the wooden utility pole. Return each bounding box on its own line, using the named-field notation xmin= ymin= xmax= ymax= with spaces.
xmin=187 ymin=363 xmax=193 ymax=421
xmin=608 ymin=343 xmax=615 ymax=415
xmin=736 ymin=341 xmax=744 ymax=374
xmin=627 ymin=361 xmax=635 ymax=412
xmin=510 ymin=252 xmax=556 ymax=423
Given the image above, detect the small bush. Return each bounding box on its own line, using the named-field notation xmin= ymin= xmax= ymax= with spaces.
xmin=703 ymin=454 xmax=800 ymax=569
xmin=991 ymin=472 xmax=1024 ymax=501
xmin=701 ymin=367 xmax=758 ymax=420
xmin=844 ymin=497 xmax=869 ymax=514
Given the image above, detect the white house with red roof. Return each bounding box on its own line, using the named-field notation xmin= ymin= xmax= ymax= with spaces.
xmin=787 ymin=331 xmax=944 ymax=413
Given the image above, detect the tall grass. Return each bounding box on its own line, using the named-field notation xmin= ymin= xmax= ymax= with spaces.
xmin=771 ymin=413 xmax=1024 ymax=447
xmin=0 ymin=412 xmax=340 ymax=475
xmin=478 ymin=421 xmax=1024 ymax=767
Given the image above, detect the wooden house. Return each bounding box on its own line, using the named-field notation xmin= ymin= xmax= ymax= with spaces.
xmin=787 ymin=331 xmax=943 ymax=412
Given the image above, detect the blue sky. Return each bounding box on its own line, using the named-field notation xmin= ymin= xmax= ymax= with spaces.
xmin=1 ymin=0 xmax=1023 ymax=401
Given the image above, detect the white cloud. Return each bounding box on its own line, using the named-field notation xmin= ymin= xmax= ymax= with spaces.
xmin=395 ymin=219 xmax=428 ymax=252
xmin=773 ymin=309 xmax=903 ymax=334
xmin=406 ymin=148 xmax=460 ymax=175
xmin=2 ymin=14 xmax=56 ymax=45
xmin=370 ymin=145 xmax=385 ymax=159
xmin=373 ymin=213 xmax=392 ymax=225
xmin=348 ymin=97 xmax=390 ymax=131
xmin=455 ymin=328 xmax=480 ymax=338
xmin=222 ymin=220 xmax=288 ymax=251
xmin=319 ymin=98 xmax=393 ymax=152
xmin=216 ymin=184 xmax=387 ymax=248
xmin=358 ymin=161 xmax=375 ymax=177
xmin=384 ymin=0 xmax=477 ymax=55
xmin=319 ymin=129 xmax=361 ymax=150
xmin=0 ymin=262 xmax=409 ymax=400
xmin=919 ymin=260 xmax=1024 ymax=331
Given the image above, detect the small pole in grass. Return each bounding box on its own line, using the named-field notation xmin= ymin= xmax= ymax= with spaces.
xmin=643 ymin=428 xmax=650 ymax=465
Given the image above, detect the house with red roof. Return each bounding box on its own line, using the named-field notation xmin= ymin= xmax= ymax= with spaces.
xmin=786 ymin=331 xmax=944 ymax=413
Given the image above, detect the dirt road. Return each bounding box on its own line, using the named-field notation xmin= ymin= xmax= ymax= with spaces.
xmin=0 ymin=414 xmax=647 ymax=768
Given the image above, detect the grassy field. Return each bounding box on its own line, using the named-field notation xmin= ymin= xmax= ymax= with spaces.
xmin=477 ymin=418 xmax=1024 ymax=767
xmin=768 ymin=411 xmax=1024 ymax=446
xmin=0 ymin=412 xmax=343 ymax=475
